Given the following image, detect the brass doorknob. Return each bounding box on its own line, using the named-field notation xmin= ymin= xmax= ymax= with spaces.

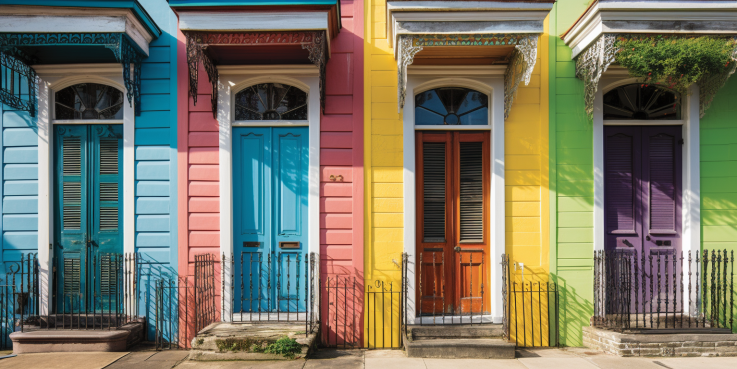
xmin=454 ymin=246 xmax=461 ymax=252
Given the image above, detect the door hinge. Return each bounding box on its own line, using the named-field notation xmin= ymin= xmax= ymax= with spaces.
xmin=678 ymin=138 xmax=684 ymax=145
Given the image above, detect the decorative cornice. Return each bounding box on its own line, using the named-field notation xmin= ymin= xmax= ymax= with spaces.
xmin=396 ymin=33 xmax=539 ymax=120
xmin=0 ymin=32 xmax=146 ymax=116
xmin=184 ymin=30 xmax=328 ymax=118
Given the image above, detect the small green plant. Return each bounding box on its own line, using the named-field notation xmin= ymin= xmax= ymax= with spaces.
xmin=615 ymin=35 xmax=736 ymax=94
xmin=263 ymin=336 xmax=302 ymax=359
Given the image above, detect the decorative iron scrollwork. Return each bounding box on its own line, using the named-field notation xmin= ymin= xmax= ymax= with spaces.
xmin=184 ymin=30 xmax=329 ymax=118
xmin=0 ymin=33 xmax=146 ymax=116
xmin=0 ymin=52 xmax=37 ymax=117
xmin=573 ymin=34 xmax=618 ymax=121
xmin=396 ymin=33 xmax=540 ymax=120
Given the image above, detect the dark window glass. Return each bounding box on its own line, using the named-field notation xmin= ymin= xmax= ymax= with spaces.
xmin=415 ymin=87 xmax=488 ymax=125
xmin=603 ymin=84 xmax=681 ymax=120
xmin=234 ymin=83 xmax=308 ymax=121
xmin=55 ymin=83 xmax=124 ymax=120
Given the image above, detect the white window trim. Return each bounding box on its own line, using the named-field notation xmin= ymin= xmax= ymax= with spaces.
xmin=403 ymin=68 xmax=505 ymax=324
xmin=35 ymin=64 xmax=135 ymax=315
xmin=594 ymin=75 xmax=700 ymax=316
xmin=217 ymin=66 xmax=321 ymax=322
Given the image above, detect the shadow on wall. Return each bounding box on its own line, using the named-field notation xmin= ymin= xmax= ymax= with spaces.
xmin=553 ymin=274 xmax=593 ymax=346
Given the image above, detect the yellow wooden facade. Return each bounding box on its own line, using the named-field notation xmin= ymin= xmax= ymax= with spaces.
xmin=363 ymin=0 xmax=551 ymax=347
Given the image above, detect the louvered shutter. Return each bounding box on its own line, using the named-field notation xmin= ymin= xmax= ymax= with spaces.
xmin=647 ymin=132 xmax=677 ymax=233
xmin=91 ymin=125 xmax=123 ymax=251
xmin=422 ymin=142 xmax=446 ymax=242
xmin=605 ymin=132 xmax=637 ymax=233
xmin=459 ymin=142 xmax=483 ymax=242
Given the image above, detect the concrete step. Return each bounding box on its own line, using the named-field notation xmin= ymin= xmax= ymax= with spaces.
xmin=404 ymin=338 xmax=515 ymax=359
xmin=9 ymin=320 xmax=145 ymax=353
xmin=407 ymin=324 xmax=504 ymax=340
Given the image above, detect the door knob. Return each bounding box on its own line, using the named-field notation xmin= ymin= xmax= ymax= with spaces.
xmin=454 ymin=246 xmax=461 ymax=252
xmin=646 ymin=235 xmax=651 ymax=241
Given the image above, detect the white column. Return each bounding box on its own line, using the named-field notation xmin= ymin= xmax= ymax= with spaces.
xmin=490 ymin=78 xmax=505 ymax=323
xmin=593 ymin=88 xmax=605 ymax=252
xmin=682 ymin=84 xmax=700 ymax=316
xmin=218 ymin=79 xmax=233 ymax=322
xmin=36 ymin=79 xmax=51 ymax=316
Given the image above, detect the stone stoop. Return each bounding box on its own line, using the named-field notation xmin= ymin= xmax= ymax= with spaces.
xmin=403 ymin=324 xmax=515 ymax=359
xmin=583 ymin=326 xmax=737 ymax=357
xmin=189 ymin=322 xmax=317 ymax=361
xmin=9 ymin=319 xmax=145 ymax=354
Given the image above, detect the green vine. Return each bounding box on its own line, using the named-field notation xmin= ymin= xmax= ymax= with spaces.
xmin=615 ymin=35 xmax=737 ymax=94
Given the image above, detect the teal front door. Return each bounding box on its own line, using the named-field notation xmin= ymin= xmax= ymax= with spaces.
xmin=53 ymin=125 xmax=123 ymax=313
xmin=232 ymin=127 xmax=309 ymax=315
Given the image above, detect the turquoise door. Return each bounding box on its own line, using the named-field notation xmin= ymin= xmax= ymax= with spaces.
xmin=53 ymin=125 xmax=124 ymax=313
xmin=233 ymin=127 xmax=309 ymax=314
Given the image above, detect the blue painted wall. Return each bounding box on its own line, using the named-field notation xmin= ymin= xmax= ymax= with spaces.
xmin=0 ymin=1 xmax=179 ymax=333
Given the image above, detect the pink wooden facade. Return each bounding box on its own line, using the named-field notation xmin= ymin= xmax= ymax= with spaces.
xmin=176 ymin=0 xmax=364 ymax=344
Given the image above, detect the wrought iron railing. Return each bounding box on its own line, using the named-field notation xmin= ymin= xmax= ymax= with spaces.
xmin=323 ymin=275 xmax=360 ymax=348
xmin=224 ymin=252 xmax=319 ymax=336
xmin=416 ymin=249 xmax=490 ymax=325
xmin=364 ymin=252 xmax=407 ymax=350
xmin=502 ymin=254 xmax=560 ymax=347
xmin=593 ymin=249 xmax=735 ymax=331
xmin=0 ymin=253 xmax=38 ymax=348
xmin=40 ymin=252 xmax=141 ymax=330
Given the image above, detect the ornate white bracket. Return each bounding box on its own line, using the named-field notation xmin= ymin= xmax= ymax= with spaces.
xmin=574 ymin=34 xmax=618 ymax=121
xmin=503 ymin=35 xmax=538 ymax=120
xmin=699 ymin=41 xmax=737 ymax=118
xmin=397 ymin=35 xmax=424 ymax=114
xmin=396 ymin=34 xmax=539 ymax=120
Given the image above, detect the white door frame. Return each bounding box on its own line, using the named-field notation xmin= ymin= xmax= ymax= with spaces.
xmin=402 ymin=66 xmax=506 ymax=324
xmin=217 ymin=65 xmax=321 ymax=321
xmin=35 ymin=63 xmax=135 ymax=315
xmin=594 ymin=71 xmax=700 ymax=315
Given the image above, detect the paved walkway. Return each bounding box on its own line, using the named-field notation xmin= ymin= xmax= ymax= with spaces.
xmin=1 ymin=347 xmax=737 ymax=369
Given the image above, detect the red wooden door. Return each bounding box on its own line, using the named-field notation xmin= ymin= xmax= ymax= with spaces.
xmin=416 ymin=131 xmax=490 ymax=316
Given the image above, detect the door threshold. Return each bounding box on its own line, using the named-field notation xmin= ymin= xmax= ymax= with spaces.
xmin=413 ymin=315 xmax=498 ymax=325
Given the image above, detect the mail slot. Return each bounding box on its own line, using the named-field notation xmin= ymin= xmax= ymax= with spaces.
xmin=243 ymin=241 xmax=261 ymax=248
xmin=279 ymin=241 xmax=300 ymax=249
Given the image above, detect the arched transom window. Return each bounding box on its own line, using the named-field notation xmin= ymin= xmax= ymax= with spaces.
xmin=234 ymin=83 xmax=308 ymax=121
xmin=55 ymin=83 xmax=124 ymax=120
xmin=604 ymin=84 xmax=681 ymax=120
xmin=415 ymin=87 xmax=489 ymax=126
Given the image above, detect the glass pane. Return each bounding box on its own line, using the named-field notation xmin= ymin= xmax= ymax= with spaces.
xmin=234 ymin=83 xmax=308 ymax=121
xmin=54 ymin=83 xmax=123 ymax=120
xmin=415 ymin=87 xmax=488 ymax=126
xmin=604 ymin=84 xmax=680 ymax=120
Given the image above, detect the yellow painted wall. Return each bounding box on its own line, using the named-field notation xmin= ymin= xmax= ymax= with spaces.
xmin=363 ymin=0 xmax=550 ymax=348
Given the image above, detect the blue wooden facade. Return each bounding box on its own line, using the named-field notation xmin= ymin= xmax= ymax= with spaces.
xmin=0 ymin=0 xmax=179 ymax=329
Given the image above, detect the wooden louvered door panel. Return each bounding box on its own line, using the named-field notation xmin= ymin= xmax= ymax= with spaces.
xmin=54 ymin=125 xmax=123 ymax=313
xmin=416 ymin=132 xmax=490 ymax=317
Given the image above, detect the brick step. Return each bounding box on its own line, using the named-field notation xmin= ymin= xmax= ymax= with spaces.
xmin=407 ymin=324 xmax=504 ymax=340
xmin=404 ymin=338 xmax=515 ymax=359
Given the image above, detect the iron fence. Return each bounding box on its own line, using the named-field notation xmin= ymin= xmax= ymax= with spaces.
xmin=194 ymin=254 xmax=217 ymax=333
xmin=593 ymin=249 xmax=735 ymax=331
xmin=322 ymin=276 xmax=360 ymax=348
xmin=0 ymin=253 xmax=38 ymax=348
xmin=39 ymin=252 xmax=140 ymax=330
xmin=363 ymin=253 xmax=406 ymax=349
xmin=416 ymin=249 xmax=490 ymax=325
xmin=224 ymin=252 xmax=319 ymax=336
xmin=502 ymin=254 xmax=560 ymax=347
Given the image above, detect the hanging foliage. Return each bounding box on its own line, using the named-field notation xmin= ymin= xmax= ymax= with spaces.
xmin=615 ymin=35 xmax=737 ymax=94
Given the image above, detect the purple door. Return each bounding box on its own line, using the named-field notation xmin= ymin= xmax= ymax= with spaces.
xmin=604 ymin=126 xmax=682 ymax=318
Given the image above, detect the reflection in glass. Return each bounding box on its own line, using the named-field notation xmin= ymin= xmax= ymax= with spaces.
xmin=603 ymin=84 xmax=680 ymax=120
xmin=234 ymin=83 xmax=308 ymax=121
xmin=55 ymin=83 xmax=124 ymax=120
xmin=415 ymin=87 xmax=488 ymax=125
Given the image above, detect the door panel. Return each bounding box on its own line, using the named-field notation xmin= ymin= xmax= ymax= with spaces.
xmin=603 ymin=125 xmax=682 ymax=314
xmin=233 ymin=127 xmax=308 ymax=313
xmin=54 ymin=124 xmax=123 ymax=313
xmin=416 ymin=131 xmax=490 ymax=316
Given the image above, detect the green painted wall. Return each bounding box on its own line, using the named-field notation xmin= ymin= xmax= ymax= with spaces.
xmin=550 ymin=1 xmax=737 ymax=345
xmin=700 ymin=77 xmax=737 ymax=333
xmin=549 ymin=0 xmax=598 ymax=347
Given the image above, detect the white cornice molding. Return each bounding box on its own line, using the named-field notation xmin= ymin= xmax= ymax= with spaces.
xmin=408 ymin=65 xmax=507 ymax=76
xmin=217 ymin=65 xmax=319 ymax=76
xmin=0 ymin=5 xmax=154 ymax=56
xmin=178 ymin=11 xmax=329 ymax=32
xmin=386 ymin=2 xmax=552 ymax=53
xmin=564 ymin=1 xmax=737 ymax=58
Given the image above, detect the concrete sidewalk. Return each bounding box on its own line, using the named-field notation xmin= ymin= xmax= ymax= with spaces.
xmin=1 ymin=347 xmax=737 ymax=369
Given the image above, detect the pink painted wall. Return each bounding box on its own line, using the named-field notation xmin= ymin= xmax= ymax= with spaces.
xmin=176 ymin=0 xmax=365 ymax=346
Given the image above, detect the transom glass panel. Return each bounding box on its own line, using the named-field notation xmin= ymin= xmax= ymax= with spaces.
xmin=415 ymin=87 xmax=488 ymax=125
xmin=234 ymin=83 xmax=308 ymax=121
xmin=55 ymin=83 xmax=124 ymax=120
xmin=603 ymin=84 xmax=681 ymax=120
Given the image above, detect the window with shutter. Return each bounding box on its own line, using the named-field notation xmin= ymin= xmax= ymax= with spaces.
xmin=423 ymin=142 xmax=446 ymax=243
